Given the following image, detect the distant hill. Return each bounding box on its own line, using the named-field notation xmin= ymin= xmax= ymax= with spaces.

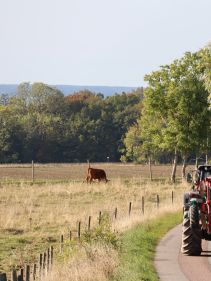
xmin=0 ymin=84 xmax=138 ymax=97
xmin=0 ymin=84 xmax=17 ymax=96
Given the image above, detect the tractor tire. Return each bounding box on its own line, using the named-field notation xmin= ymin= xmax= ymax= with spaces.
xmin=181 ymin=204 xmax=202 ymax=256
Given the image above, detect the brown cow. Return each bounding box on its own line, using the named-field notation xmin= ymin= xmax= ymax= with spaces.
xmin=85 ymin=163 xmax=109 ymax=183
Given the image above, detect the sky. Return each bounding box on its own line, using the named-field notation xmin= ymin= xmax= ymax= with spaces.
xmin=0 ymin=0 xmax=211 ymax=87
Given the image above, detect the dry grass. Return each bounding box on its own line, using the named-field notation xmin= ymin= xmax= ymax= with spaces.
xmin=0 ymin=163 xmax=192 ymax=279
xmin=0 ymin=163 xmax=194 ymax=182
xmin=0 ymin=171 xmax=189 ymax=276
xmin=42 ymin=244 xmax=118 ymax=281
xmin=39 ymin=189 xmax=185 ymax=281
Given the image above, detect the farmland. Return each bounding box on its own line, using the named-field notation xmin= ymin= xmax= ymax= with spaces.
xmin=0 ymin=162 xmax=190 ymax=182
xmin=0 ymin=163 xmax=189 ymax=279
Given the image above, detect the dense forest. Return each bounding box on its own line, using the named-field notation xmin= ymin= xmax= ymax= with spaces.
xmin=0 ymin=83 xmax=143 ymax=163
xmin=0 ymin=46 xmax=211 ymax=171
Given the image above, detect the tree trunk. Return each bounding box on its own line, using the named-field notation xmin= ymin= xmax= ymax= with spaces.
xmin=171 ymin=148 xmax=177 ymax=183
xmin=148 ymin=155 xmax=152 ymax=181
xmin=182 ymin=154 xmax=187 ymax=179
xmin=195 ymin=156 xmax=198 ymax=170
xmin=206 ymin=137 xmax=208 ymax=164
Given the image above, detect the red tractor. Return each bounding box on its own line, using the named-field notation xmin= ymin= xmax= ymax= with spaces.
xmin=181 ymin=165 xmax=211 ymax=255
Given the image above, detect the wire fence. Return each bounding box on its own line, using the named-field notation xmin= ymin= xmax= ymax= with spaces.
xmin=0 ymin=162 xmax=190 ymax=183
xmin=0 ymin=191 xmax=176 ymax=281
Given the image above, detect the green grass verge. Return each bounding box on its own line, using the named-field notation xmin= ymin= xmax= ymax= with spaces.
xmin=112 ymin=211 xmax=182 ymax=281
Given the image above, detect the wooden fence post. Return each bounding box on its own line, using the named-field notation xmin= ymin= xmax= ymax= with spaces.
xmin=60 ymin=235 xmax=64 ymax=253
xmin=78 ymin=221 xmax=81 ymax=239
xmin=172 ymin=190 xmax=174 ymax=204
xmin=157 ymin=195 xmax=159 ymax=208
xmin=20 ymin=269 xmax=23 ymax=281
xmin=33 ymin=264 xmax=36 ymax=281
xmin=99 ymin=211 xmax=102 ymax=225
xmin=69 ymin=231 xmax=72 ymax=241
xmin=114 ymin=207 xmax=118 ymax=219
xmin=47 ymin=248 xmax=50 ymax=272
xmin=39 ymin=253 xmax=43 ymax=276
xmin=129 ymin=202 xmax=132 ymax=216
xmin=32 ymin=160 xmax=34 ymax=183
xmin=11 ymin=270 xmax=17 ymax=281
xmin=17 ymin=274 xmax=23 ymax=281
xmin=88 ymin=216 xmax=91 ymax=231
xmin=29 ymin=217 xmax=32 ymax=230
xmin=142 ymin=196 xmax=145 ymax=215
xmin=43 ymin=252 xmax=47 ymax=271
xmin=25 ymin=265 xmax=30 ymax=281
xmin=50 ymin=246 xmax=53 ymax=266
xmin=0 ymin=273 xmax=7 ymax=281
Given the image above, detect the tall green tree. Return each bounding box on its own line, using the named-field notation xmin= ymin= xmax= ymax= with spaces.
xmin=146 ymin=51 xmax=210 ymax=181
xmin=123 ymin=51 xmax=210 ymax=182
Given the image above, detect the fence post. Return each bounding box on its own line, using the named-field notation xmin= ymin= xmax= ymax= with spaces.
xmin=20 ymin=269 xmax=23 ymax=281
xmin=78 ymin=221 xmax=81 ymax=239
xmin=17 ymin=274 xmax=23 ymax=281
xmin=157 ymin=194 xmax=159 ymax=208
xmin=39 ymin=253 xmax=43 ymax=277
xmin=114 ymin=207 xmax=118 ymax=219
xmin=129 ymin=202 xmax=132 ymax=216
xmin=25 ymin=265 xmax=30 ymax=281
xmin=47 ymin=248 xmax=50 ymax=272
xmin=99 ymin=211 xmax=102 ymax=225
xmin=60 ymin=235 xmax=64 ymax=253
xmin=50 ymin=246 xmax=53 ymax=266
xmin=141 ymin=196 xmax=145 ymax=214
xmin=172 ymin=190 xmax=174 ymax=204
xmin=29 ymin=217 xmax=32 ymax=229
xmin=11 ymin=270 xmax=17 ymax=281
xmin=88 ymin=216 xmax=91 ymax=231
xmin=43 ymin=252 xmax=47 ymax=271
xmin=0 ymin=273 xmax=7 ymax=281
xmin=69 ymin=231 xmax=72 ymax=241
xmin=33 ymin=264 xmax=36 ymax=280
xmin=32 ymin=160 xmax=34 ymax=183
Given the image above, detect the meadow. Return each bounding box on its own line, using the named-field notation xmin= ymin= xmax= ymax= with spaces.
xmin=0 ymin=162 xmax=188 ymax=182
xmin=0 ymin=163 xmax=190 ymax=280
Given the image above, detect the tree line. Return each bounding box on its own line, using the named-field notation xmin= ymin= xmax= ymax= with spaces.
xmin=0 ymin=83 xmax=143 ymax=163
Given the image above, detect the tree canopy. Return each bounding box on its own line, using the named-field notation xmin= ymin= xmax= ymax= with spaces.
xmin=0 ymin=83 xmax=143 ymax=163
xmin=122 ymin=48 xmax=211 ymax=180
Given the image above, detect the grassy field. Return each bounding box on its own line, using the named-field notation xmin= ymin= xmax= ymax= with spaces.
xmin=0 ymin=163 xmax=189 ymax=279
xmin=0 ymin=162 xmax=194 ymax=182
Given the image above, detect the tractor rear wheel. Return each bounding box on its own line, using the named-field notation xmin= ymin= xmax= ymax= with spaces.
xmin=181 ymin=204 xmax=202 ymax=255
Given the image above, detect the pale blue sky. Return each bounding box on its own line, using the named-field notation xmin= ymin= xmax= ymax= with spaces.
xmin=0 ymin=0 xmax=211 ymax=87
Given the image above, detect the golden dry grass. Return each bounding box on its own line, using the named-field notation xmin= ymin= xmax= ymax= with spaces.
xmin=42 ymin=244 xmax=119 ymax=281
xmin=0 ymin=163 xmax=193 ymax=280
xmin=0 ymin=163 xmax=194 ymax=182
xmin=0 ymin=170 xmax=189 ymax=277
xmin=39 ymin=180 xmax=186 ymax=281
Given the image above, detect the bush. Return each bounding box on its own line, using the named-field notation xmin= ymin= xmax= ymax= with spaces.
xmin=82 ymin=213 xmax=119 ymax=249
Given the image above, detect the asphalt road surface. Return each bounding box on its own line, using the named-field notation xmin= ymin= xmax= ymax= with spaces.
xmin=155 ymin=224 xmax=211 ymax=281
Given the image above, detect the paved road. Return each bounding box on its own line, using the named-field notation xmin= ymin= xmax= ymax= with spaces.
xmin=155 ymin=224 xmax=211 ymax=281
